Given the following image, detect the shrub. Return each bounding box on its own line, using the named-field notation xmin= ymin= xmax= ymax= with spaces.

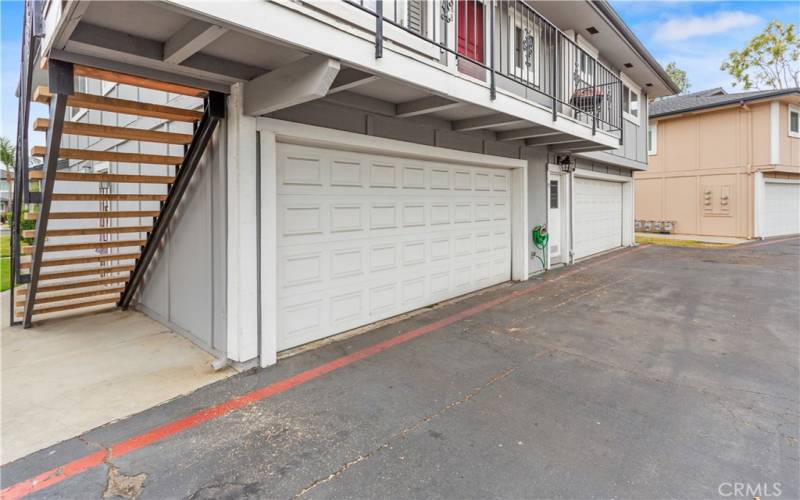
xmin=5 ymin=209 xmax=35 ymax=245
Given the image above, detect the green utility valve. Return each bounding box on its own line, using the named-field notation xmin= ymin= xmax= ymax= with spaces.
xmin=532 ymin=225 xmax=549 ymax=269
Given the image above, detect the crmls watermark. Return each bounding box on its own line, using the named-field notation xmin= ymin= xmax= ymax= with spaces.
xmin=718 ymin=482 xmax=782 ymax=498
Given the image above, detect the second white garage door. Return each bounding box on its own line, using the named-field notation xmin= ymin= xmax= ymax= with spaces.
xmin=763 ymin=181 xmax=800 ymax=237
xmin=573 ymin=177 xmax=623 ymax=259
xmin=276 ymin=144 xmax=512 ymax=350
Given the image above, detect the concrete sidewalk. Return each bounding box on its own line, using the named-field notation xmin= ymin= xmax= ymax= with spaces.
xmin=1 ymin=301 xmax=235 ymax=464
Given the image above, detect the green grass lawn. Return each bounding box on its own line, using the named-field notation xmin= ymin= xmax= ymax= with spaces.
xmin=635 ymin=235 xmax=732 ymax=249
xmin=1 ymin=234 xmax=9 ymax=292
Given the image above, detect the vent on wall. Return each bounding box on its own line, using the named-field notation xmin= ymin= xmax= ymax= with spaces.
xmin=586 ymin=26 xmax=599 ymax=34
xmin=624 ymin=63 xmax=634 ymax=68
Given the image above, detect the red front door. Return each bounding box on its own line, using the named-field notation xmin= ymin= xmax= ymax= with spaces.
xmin=457 ymin=0 xmax=484 ymax=63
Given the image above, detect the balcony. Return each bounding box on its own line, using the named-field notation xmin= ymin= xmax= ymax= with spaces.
xmin=345 ymin=0 xmax=624 ymax=140
xmin=29 ymin=0 xmax=624 ymax=151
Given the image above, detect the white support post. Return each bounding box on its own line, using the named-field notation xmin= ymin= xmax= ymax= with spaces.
xmin=226 ymin=83 xmax=260 ymax=363
xmin=259 ymin=130 xmax=278 ymax=367
xmin=622 ymin=180 xmax=634 ymax=246
xmin=770 ymin=101 xmax=780 ymax=166
xmin=511 ymin=166 xmax=529 ymax=280
xmin=754 ymin=170 xmax=765 ymax=239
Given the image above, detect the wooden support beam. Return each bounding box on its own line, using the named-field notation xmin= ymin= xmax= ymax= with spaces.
xmin=25 ymin=297 xmax=119 ymax=316
xmin=24 ymin=225 xmax=152 ymax=238
xmin=555 ymin=144 xmax=613 ymax=153
xmin=34 ymin=86 xmax=203 ymax=121
xmin=16 ymin=287 xmax=126 ymax=307
xmin=29 ymin=171 xmax=175 ymax=184
xmin=22 ymin=240 xmax=147 ymax=254
xmin=396 ymin=96 xmax=463 ymax=118
xmin=526 ymin=134 xmax=585 ymax=146
xmin=20 ymin=252 xmax=141 ymax=268
xmin=31 ymin=146 xmax=184 ymax=165
xmin=50 ymin=49 xmax=230 ymax=94
xmin=244 ymin=55 xmax=340 ymax=115
xmin=329 ymin=68 xmax=379 ymax=94
xmin=73 ymin=65 xmax=207 ymax=97
xmin=17 ymin=276 xmax=130 ymax=294
xmin=164 ymin=20 xmax=227 ymax=65
xmin=69 ymin=23 xmax=263 ymax=83
xmin=324 ymin=91 xmax=396 ymax=116
xmin=496 ymin=126 xmax=558 ymax=142
xmin=39 ymin=265 xmax=134 ymax=281
xmin=35 ymin=118 xmax=193 ymax=144
xmin=51 ymin=193 xmax=167 ymax=202
xmin=24 ymin=210 xmax=160 ymax=220
xmin=452 ymin=114 xmax=527 ymax=132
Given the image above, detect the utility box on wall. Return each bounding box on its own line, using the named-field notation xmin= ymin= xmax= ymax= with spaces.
xmin=701 ymin=184 xmax=732 ymax=217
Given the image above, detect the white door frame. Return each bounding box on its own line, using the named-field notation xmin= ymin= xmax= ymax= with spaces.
xmin=757 ymin=176 xmax=800 ymax=238
xmin=546 ymin=164 xmax=570 ymax=268
xmin=254 ymin=118 xmax=528 ymax=367
xmin=571 ymin=168 xmax=635 ymax=256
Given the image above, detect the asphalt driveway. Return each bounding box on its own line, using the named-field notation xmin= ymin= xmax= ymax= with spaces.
xmin=3 ymin=238 xmax=799 ymax=499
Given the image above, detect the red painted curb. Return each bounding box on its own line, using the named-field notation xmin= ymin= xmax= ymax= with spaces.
xmin=0 ymin=245 xmax=648 ymax=499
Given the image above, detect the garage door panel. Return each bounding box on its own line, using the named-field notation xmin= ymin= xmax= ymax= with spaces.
xmin=277 ymin=255 xmax=509 ymax=349
xmin=278 ymin=145 xmax=512 ymax=195
xmin=277 ymin=240 xmax=509 ymax=299
xmin=573 ymin=177 xmax=623 ymax=259
xmin=278 ymin=198 xmax=509 ymax=246
xmin=763 ymin=182 xmax=800 ymax=237
xmin=277 ymin=143 xmax=512 ymax=350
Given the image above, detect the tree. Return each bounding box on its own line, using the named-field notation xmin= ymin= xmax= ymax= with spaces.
xmin=664 ymin=62 xmax=690 ymax=94
xmin=0 ymin=136 xmax=14 ymax=190
xmin=721 ymin=20 xmax=800 ymax=90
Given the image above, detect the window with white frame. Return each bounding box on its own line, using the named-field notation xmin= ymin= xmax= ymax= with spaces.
xmin=789 ymin=104 xmax=800 ymax=138
xmin=622 ymin=84 xmax=640 ymax=122
xmin=620 ymin=73 xmax=640 ymax=123
xmin=647 ymin=122 xmax=657 ymax=155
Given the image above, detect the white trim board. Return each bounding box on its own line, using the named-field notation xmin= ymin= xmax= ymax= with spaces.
xmin=764 ymin=178 xmax=800 ymax=185
xmin=754 ymin=171 xmax=764 ymax=238
xmin=770 ymin=101 xmax=780 ymax=165
xmin=573 ymin=168 xmax=632 ymax=183
xmin=259 ymin=118 xmax=527 ymax=169
xmin=788 ymin=104 xmax=800 ymax=139
xmin=572 ymin=168 xmax=634 ymax=249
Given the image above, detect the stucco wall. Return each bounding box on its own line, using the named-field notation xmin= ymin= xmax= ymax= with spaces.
xmin=634 ymin=101 xmax=786 ymax=238
xmin=525 ymin=147 xmax=548 ymax=274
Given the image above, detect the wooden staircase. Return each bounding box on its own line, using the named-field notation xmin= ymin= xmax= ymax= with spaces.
xmin=13 ymin=62 xmax=224 ymax=326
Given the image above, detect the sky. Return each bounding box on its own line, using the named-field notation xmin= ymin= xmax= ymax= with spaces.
xmin=610 ymin=0 xmax=800 ymax=93
xmin=1 ymin=0 xmax=799 ymax=141
xmin=1 ymin=0 xmax=27 ymax=141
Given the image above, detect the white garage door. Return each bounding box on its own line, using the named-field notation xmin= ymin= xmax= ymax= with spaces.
xmin=763 ymin=182 xmax=800 ymax=237
xmin=276 ymin=144 xmax=512 ymax=350
xmin=573 ymin=177 xmax=623 ymax=259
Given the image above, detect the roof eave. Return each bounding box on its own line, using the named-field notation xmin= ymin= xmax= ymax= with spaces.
xmin=590 ymin=0 xmax=681 ymax=96
xmin=650 ymin=89 xmax=800 ymax=119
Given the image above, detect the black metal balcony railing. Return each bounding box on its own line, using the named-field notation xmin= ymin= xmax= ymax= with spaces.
xmin=345 ymin=0 xmax=624 ymax=139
